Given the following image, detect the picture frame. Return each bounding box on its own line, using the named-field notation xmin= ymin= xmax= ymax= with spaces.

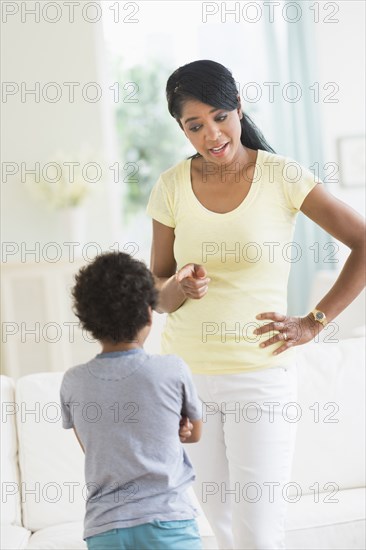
xmin=337 ymin=135 xmax=365 ymax=188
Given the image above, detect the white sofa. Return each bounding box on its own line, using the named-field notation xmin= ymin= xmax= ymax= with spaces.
xmin=1 ymin=336 xmax=365 ymax=550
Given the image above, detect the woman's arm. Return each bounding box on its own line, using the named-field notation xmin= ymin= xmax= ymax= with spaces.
xmin=300 ymin=183 xmax=366 ymax=322
xmin=149 ymin=219 xmax=187 ymax=313
xmin=149 ymin=219 xmax=211 ymax=313
xmin=255 ymin=183 xmax=366 ymax=353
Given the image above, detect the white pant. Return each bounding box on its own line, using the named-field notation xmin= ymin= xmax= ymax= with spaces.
xmin=186 ymin=365 xmax=298 ymax=550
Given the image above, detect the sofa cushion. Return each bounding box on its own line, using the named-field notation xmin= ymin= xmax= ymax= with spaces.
xmin=0 ymin=524 xmax=31 ymax=550
xmin=25 ymin=520 xmax=217 ymax=550
xmin=26 ymin=521 xmax=86 ymax=549
xmin=285 ymin=487 xmax=366 ymax=549
xmin=291 ymin=337 xmax=365 ymax=494
xmin=15 ymin=373 xmax=85 ymax=532
xmin=1 ymin=375 xmax=22 ymax=527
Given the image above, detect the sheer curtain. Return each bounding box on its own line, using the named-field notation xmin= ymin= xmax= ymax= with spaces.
xmin=264 ymin=3 xmax=336 ymax=316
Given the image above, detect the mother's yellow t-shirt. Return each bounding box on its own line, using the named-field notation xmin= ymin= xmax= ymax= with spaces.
xmin=146 ymin=149 xmax=320 ymax=374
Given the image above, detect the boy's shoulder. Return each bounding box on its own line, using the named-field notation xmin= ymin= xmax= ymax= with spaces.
xmin=61 ymin=360 xmax=93 ymax=384
xmin=145 ymin=352 xmax=189 ymax=375
xmin=62 ymin=353 xmax=189 ymax=382
xmin=147 ymin=352 xmax=183 ymax=363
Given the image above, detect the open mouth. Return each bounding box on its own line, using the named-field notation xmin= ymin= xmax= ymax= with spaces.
xmin=209 ymin=142 xmax=229 ymax=156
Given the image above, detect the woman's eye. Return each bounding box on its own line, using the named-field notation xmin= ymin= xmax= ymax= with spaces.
xmin=189 ymin=114 xmax=227 ymax=132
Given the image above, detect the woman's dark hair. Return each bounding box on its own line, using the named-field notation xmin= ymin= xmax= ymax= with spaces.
xmin=166 ymin=59 xmax=276 ymax=156
xmin=71 ymin=252 xmax=158 ymax=344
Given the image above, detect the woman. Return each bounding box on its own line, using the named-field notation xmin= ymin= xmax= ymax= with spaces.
xmin=145 ymin=60 xmax=365 ymax=549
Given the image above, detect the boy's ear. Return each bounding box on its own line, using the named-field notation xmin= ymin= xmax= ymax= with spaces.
xmin=147 ymin=305 xmax=153 ymax=325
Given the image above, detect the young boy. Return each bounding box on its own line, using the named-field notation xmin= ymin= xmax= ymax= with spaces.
xmin=60 ymin=251 xmax=203 ymax=550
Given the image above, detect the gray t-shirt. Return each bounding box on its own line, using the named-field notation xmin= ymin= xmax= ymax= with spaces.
xmin=60 ymin=348 xmax=202 ymax=539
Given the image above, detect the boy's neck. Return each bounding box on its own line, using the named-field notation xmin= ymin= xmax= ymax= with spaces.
xmin=100 ymin=321 xmax=151 ymax=354
xmin=100 ymin=341 xmax=143 ymax=354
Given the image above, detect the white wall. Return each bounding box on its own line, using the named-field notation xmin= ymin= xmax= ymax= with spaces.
xmin=1 ymin=2 xmax=124 ymax=375
xmin=313 ymin=1 xmax=365 ymax=264
xmin=314 ymin=1 xmax=365 ymax=184
xmin=1 ymin=2 xmax=123 ymax=263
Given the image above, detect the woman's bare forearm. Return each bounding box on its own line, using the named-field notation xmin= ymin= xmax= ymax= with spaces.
xmin=153 ymin=275 xmax=187 ymax=313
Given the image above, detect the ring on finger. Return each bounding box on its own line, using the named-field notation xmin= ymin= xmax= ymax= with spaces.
xmin=282 ymin=331 xmax=288 ymax=341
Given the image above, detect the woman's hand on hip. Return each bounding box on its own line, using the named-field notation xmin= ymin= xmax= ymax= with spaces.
xmin=175 ymin=263 xmax=211 ymax=299
xmin=253 ymin=312 xmax=322 ymax=355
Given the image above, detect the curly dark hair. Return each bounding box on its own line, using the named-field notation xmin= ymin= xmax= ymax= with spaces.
xmin=71 ymin=252 xmax=159 ymax=344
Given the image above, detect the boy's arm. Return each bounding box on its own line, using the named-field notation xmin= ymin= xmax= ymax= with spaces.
xmin=179 ymin=360 xmax=203 ymax=443
xmin=179 ymin=415 xmax=192 ymax=442
xmin=60 ymin=375 xmax=85 ymax=453
xmin=180 ymin=416 xmax=202 ymax=444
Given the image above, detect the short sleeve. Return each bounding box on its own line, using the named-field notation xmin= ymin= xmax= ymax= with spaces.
xmin=282 ymin=157 xmax=322 ymax=212
xmin=59 ymin=374 xmax=74 ymax=429
xmin=145 ymin=175 xmax=175 ymax=228
xmin=179 ymin=361 xmax=202 ymax=421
